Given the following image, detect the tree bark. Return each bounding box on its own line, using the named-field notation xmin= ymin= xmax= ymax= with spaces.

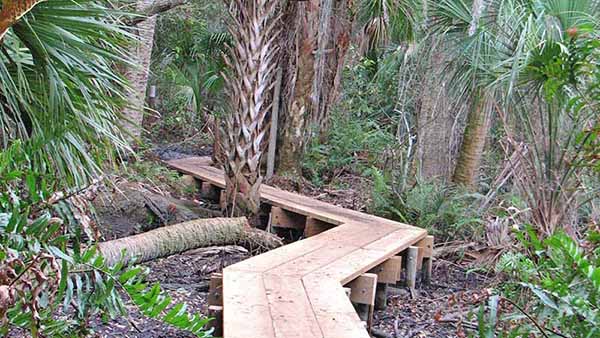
xmin=222 ymin=0 xmax=279 ymax=217
xmin=122 ymin=0 xmax=158 ymax=140
xmin=276 ymin=0 xmax=353 ymax=175
xmin=452 ymin=93 xmax=491 ymax=187
xmin=416 ymin=40 xmax=456 ymax=181
xmin=98 ymin=217 xmax=283 ymax=266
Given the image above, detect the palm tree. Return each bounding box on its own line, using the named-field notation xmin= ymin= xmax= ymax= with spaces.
xmin=431 ymin=0 xmax=600 ymax=234
xmin=222 ymin=0 xmax=280 ymax=217
xmin=0 ymin=0 xmax=132 ymax=187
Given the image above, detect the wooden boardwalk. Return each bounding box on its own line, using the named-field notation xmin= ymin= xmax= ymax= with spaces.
xmin=167 ymin=157 xmax=430 ymax=338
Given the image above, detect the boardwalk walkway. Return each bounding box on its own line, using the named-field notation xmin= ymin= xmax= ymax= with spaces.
xmin=167 ymin=157 xmax=430 ymax=338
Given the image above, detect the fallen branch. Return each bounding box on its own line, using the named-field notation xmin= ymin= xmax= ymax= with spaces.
xmin=98 ymin=217 xmax=282 ymax=266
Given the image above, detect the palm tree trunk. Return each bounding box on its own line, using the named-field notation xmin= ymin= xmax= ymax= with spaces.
xmin=222 ymin=0 xmax=279 ymax=217
xmin=452 ymin=93 xmax=491 ymax=187
xmin=98 ymin=218 xmax=283 ymax=266
xmin=0 ymin=0 xmax=46 ymax=42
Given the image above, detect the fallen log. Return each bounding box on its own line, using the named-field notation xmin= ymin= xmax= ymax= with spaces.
xmin=98 ymin=217 xmax=282 ymax=266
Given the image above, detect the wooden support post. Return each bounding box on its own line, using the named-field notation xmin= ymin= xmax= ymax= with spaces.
xmin=201 ymin=182 xmax=220 ymax=202
xmin=417 ymin=235 xmax=434 ymax=285
xmin=406 ymin=246 xmax=419 ymax=294
xmin=219 ymin=190 xmax=226 ymax=211
xmin=208 ymin=273 xmax=223 ymax=306
xmin=207 ymin=305 xmax=223 ymax=337
xmin=266 ymin=68 xmax=282 ymax=179
xmin=270 ymin=206 xmax=305 ymax=230
xmin=304 ymin=217 xmax=334 ymax=237
xmin=369 ymin=256 xmax=402 ymax=310
xmin=347 ymin=273 xmax=377 ymax=332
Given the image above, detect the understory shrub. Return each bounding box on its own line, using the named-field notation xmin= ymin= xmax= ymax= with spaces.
xmin=0 ymin=143 xmax=212 ymax=337
xmin=476 ymin=227 xmax=600 ymax=337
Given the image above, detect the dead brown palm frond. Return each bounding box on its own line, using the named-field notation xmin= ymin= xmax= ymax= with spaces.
xmin=222 ymin=0 xmax=280 ymax=217
xmin=0 ymin=0 xmax=46 ymax=41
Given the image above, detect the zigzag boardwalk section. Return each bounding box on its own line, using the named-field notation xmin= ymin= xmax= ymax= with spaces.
xmin=167 ymin=157 xmax=430 ymax=338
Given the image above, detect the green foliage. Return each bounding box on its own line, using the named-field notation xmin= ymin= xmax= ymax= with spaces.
xmin=303 ymin=58 xmax=401 ymax=185
xmin=0 ymin=142 xmax=212 ymax=337
xmin=0 ymin=0 xmax=132 ymax=187
xmin=149 ymin=2 xmax=229 ymax=142
xmin=303 ymin=112 xmax=396 ymax=186
xmin=485 ymin=227 xmax=600 ymax=337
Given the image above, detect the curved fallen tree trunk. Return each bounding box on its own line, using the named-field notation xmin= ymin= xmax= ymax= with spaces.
xmin=98 ymin=217 xmax=282 ymax=266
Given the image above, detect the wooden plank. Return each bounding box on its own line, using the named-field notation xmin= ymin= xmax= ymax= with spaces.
xmin=369 ymin=256 xmax=402 ymax=284
xmin=416 ymin=235 xmax=434 ymax=270
xmin=263 ymin=275 xmax=322 ymax=338
xmin=166 ymin=157 xmax=422 ymax=231
xmin=208 ymin=273 xmax=223 ymax=306
xmin=227 ymin=223 xmax=364 ymax=273
xmin=303 ymin=278 xmax=371 ymax=338
xmin=222 ymin=270 xmax=275 ymax=338
xmin=268 ymin=223 xmax=398 ymax=278
xmin=271 ymin=206 xmax=306 ymax=230
xmin=346 ymin=273 xmax=377 ymax=305
xmin=305 ymin=217 xmax=335 ymax=237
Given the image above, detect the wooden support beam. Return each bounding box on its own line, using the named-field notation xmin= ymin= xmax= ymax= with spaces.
xmin=416 ymin=235 xmax=434 ymax=270
xmin=270 ymin=206 xmax=306 ymax=230
xmin=418 ymin=235 xmax=434 ymax=285
xmin=406 ymin=246 xmax=419 ymax=293
xmin=207 ymin=305 xmax=223 ymax=337
xmin=347 ymin=273 xmax=377 ymax=305
xmin=369 ymin=256 xmax=402 ymax=311
xmin=304 ymin=217 xmax=334 ymax=237
xmin=219 ymin=190 xmax=226 ymax=211
xmin=347 ymin=273 xmax=377 ymax=332
xmin=374 ymin=284 xmax=388 ymax=311
xmin=201 ymin=182 xmax=220 ymax=201
xmin=369 ymin=256 xmax=402 ymax=284
xmin=208 ymin=273 xmax=223 ymax=306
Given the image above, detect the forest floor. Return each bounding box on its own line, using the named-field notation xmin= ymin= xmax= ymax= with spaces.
xmin=89 ymin=148 xmax=496 ymax=338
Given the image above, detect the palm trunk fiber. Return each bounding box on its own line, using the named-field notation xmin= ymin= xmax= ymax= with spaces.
xmin=98 ymin=217 xmax=282 ymax=266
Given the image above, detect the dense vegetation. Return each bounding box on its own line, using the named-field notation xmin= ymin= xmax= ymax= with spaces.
xmin=1 ymin=0 xmax=599 ymax=337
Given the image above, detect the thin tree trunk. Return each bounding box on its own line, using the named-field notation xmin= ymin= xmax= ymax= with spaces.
xmin=98 ymin=218 xmax=283 ymax=266
xmin=122 ymin=0 xmax=157 ymax=140
xmin=416 ymin=40 xmax=455 ymax=181
xmin=452 ymin=93 xmax=491 ymax=187
xmin=222 ymin=0 xmax=279 ymax=217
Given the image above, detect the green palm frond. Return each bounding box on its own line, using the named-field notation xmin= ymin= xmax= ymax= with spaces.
xmin=358 ymin=0 xmax=420 ymax=57
xmin=0 ymin=0 xmax=133 ymax=187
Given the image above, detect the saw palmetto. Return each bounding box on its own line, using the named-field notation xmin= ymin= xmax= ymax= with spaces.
xmin=222 ymin=0 xmax=280 ymax=217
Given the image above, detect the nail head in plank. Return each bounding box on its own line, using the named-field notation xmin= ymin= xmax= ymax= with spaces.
xmin=346 ymin=273 xmax=377 ymax=305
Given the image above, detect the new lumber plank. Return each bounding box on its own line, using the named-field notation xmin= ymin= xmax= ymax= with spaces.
xmin=263 ymin=275 xmax=323 ymax=338
xmin=222 ymin=270 xmax=274 ymax=338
